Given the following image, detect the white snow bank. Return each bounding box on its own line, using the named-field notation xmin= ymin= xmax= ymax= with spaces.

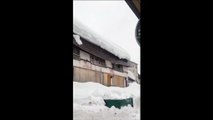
xmin=128 ymin=70 xmax=136 ymax=80
xmin=73 ymin=18 xmax=131 ymax=60
xmin=73 ymin=82 xmax=140 ymax=108
xmin=74 ymin=104 xmax=140 ymax=120
xmin=73 ymin=81 xmax=140 ymax=120
xmin=73 ymin=34 xmax=83 ymax=45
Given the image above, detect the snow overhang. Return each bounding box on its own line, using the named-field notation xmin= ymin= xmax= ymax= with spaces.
xmin=128 ymin=70 xmax=136 ymax=80
xmin=73 ymin=18 xmax=131 ymax=60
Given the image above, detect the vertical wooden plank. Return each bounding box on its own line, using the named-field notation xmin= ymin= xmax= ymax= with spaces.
xmin=103 ymin=73 xmax=108 ymax=86
xmin=100 ymin=72 xmax=104 ymax=85
xmin=103 ymin=73 xmax=112 ymax=86
xmin=112 ymin=75 xmax=118 ymax=87
xmin=79 ymin=68 xmax=89 ymax=82
xmin=90 ymin=70 xmax=96 ymax=82
xmin=107 ymin=74 xmax=111 ymax=86
xmin=118 ymin=76 xmax=122 ymax=87
xmin=111 ymin=75 xmax=125 ymax=87
xmin=88 ymin=70 xmax=91 ymax=82
xmin=79 ymin=68 xmax=83 ymax=82
xmin=97 ymin=72 xmax=101 ymax=84
xmin=73 ymin=67 xmax=80 ymax=81
xmin=73 ymin=67 xmax=76 ymax=81
xmin=111 ymin=76 xmax=115 ymax=86
xmin=95 ymin=71 xmax=99 ymax=83
xmin=120 ymin=77 xmax=124 ymax=87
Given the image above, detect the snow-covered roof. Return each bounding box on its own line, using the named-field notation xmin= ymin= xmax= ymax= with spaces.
xmin=128 ymin=70 xmax=136 ymax=80
xmin=73 ymin=18 xmax=131 ymax=60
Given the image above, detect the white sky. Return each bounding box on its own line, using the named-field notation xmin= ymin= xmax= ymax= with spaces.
xmin=73 ymin=0 xmax=140 ymax=73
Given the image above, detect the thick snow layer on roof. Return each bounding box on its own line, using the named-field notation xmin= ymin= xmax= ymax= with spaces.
xmin=73 ymin=18 xmax=131 ymax=60
xmin=73 ymin=34 xmax=83 ymax=45
xmin=128 ymin=70 xmax=136 ymax=80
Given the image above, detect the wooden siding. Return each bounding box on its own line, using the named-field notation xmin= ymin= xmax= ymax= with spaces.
xmin=73 ymin=67 xmax=126 ymax=87
xmin=73 ymin=59 xmax=127 ymax=78
xmin=112 ymin=75 xmax=125 ymax=87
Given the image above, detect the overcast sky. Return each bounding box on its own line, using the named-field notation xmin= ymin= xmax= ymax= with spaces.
xmin=73 ymin=0 xmax=140 ymax=73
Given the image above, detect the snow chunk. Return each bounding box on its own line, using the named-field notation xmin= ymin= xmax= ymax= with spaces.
xmin=73 ymin=18 xmax=131 ymax=60
xmin=73 ymin=34 xmax=83 ymax=45
xmin=128 ymin=71 xmax=136 ymax=80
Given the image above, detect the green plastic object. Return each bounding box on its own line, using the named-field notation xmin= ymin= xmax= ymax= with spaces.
xmin=104 ymin=97 xmax=133 ymax=109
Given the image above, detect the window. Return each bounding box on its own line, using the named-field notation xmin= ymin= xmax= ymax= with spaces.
xmin=91 ymin=55 xmax=95 ymax=64
xmin=112 ymin=64 xmax=123 ymax=72
xmin=100 ymin=59 xmax=105 ymax=66
xmin=73 ymin=46 xmax=80 ymax=60
xmin=90 ymin=54 xmax=106 ymax=67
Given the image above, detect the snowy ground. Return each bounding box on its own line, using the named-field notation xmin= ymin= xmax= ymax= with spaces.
xmin=73 ymin=82 xmax=140 ymax=120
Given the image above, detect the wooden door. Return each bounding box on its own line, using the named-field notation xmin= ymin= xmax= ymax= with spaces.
xmin=103 ymin=73 xmax=111 ymax=86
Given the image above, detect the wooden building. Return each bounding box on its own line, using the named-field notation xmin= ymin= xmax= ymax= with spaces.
xmin=73 ymin=33 xmax=131 ymax=87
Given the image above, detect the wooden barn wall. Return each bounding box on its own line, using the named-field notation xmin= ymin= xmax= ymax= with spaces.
xmin=73 ymin=67 xmax=126 ymax=87
xmin=112 ymin=75 xmax=125 ymax=87
xmin=73 ymin=67 xmax=104 ymax=83
xmin=73 ymin=59 xmax=127 ymax=78
xmin=73 ymin=67 xmax=80 ymax=81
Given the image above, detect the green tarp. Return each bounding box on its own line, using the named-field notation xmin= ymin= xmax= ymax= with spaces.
xmin=104 ymin=97 xmax=133 ymax=109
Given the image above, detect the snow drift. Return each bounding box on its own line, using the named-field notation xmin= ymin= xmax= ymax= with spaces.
xmin=73 ymin=81 xmax=140 ymax=120
xmin=73 ymin=81 xmax=140 ymax=108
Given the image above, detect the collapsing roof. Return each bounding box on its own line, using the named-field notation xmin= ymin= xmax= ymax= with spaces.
xmin=73 ymin=18 xmax=131 ymax=60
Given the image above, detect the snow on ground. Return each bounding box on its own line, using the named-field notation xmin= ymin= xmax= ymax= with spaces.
xmin=74 ymin=104 xmax=140 ymax=120
xmin=73 ymin=18 xmax=131 ymax=60
xmin=73 ymin=82 xmax=140 ymax=120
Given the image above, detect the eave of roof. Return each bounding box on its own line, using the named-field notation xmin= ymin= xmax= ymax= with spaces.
xmin=73 ymin=37 xmax=130 ymax=67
